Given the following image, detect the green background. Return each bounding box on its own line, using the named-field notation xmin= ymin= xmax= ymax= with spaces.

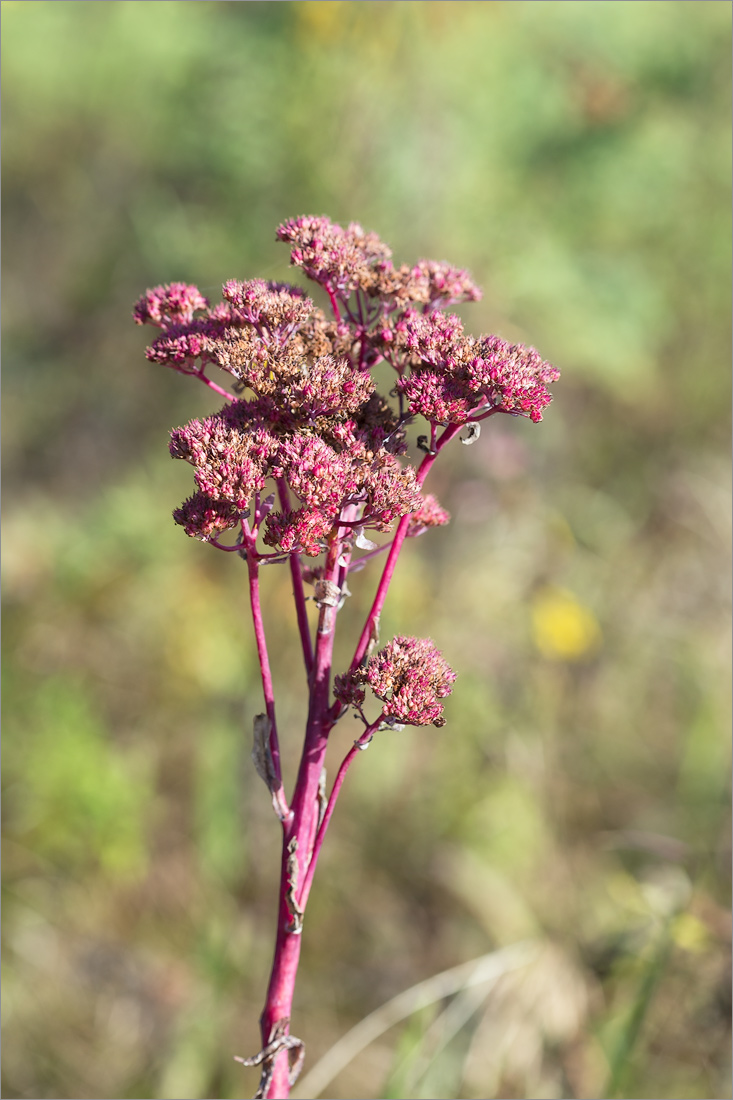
xmin=2 ymin=3 xmax=730 ymax=1098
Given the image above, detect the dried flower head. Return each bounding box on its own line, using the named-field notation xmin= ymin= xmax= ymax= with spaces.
xmin=133 ymin=282 xmax=209 ymax=327
xmin=277 ymin=215 xmax=392 ymax=297
xmin=332 ymin=671 xmax=367 ymax=709
xmin=337 ymin=636 xmax=456 ymax=728
xmin=172 ymin=491 xmax=239 ymax=540
xmin=135 ymin=215 xmax=558 ymax=550
xmin=170 ymin=408 xmax=275 ymax=512
xmin=407 ymin=493 xmax=450 ymax=537
xmin=390 ymin=311 xmax=559 ymax=425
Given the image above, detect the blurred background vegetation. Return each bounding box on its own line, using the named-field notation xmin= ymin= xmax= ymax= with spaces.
xmin=2 ymin=2 xmax=730 ymax=1098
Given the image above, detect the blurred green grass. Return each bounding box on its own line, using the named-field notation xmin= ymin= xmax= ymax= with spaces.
xmin=2 ymin=2 xmax=730 ymax=1098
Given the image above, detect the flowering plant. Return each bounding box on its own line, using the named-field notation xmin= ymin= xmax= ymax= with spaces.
xmin=134 ymin=216 xmax=559 ymax=1099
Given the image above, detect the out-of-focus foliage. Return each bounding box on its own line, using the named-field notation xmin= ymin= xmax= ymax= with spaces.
xmin=2 ymin=3 xmax=730 ymax=1099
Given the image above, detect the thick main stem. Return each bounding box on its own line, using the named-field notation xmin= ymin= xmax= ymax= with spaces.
xmin=258 ymin=534 xmax=343 ymax=1098
xmin=257 ymin=838 xmax=305 ymax=1098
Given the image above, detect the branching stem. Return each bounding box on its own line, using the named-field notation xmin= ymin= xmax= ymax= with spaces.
xmin=277 ymin=479 xmax=314 ymax=679
xmin=244 ymin=529 xmax=287 ymax=815
xmin=298 ymin=720 xmax=380 ymax=914
xmin=348 ymin=422 xmax=462 ymax=676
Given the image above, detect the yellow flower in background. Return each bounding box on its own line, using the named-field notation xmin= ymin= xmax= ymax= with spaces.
xmin=531 ymin=586 xmax=601 ymax=660
xmin=296 ymin=1 xmax=350 ymax=42
xmin=671 ymin=912 xmax=710 ymax=954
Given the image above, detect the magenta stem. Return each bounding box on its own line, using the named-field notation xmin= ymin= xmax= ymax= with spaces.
xmin=192 ymin=367 xmax=236 ymax=401
xmin=298 ymin=721 xmax=379 ymax=913
xmin=348 ymin=422 xmax=462 ymax=673
xmin=350 ymin=540 xmax=393 ymax=570
xmin=277 ymin=479 xmax=314 ymax=679
xmin=324 ymin=283 xmax=342 ymax=322
xmin=208 ymin=538 xmax=244 ymax=552
xmin=258 ymin=851 xmax=304 ymax=1098
xmin=256 ymin=422 xmax=464 ymax=1096
xmin=348 ymin=513 xmax=409 ymax=673
xmin=289 ymin=533 xmax=341 ymax=862
xmin=258 ymin=533 xmax=343 ymax=1098
xmin=246 ymin=546 xmax=288 ymax=812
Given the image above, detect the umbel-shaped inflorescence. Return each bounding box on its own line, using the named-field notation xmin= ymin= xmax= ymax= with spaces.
xmin=134 ymin=215 xmax=558 ymax=728
xmin=335 ymin=636 xmax=457 ymax=728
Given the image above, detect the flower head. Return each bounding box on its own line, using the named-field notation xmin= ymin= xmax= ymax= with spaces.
xmin=407 ymin=493 xmax=450 ymax=537
xmin=408 ymin=260 xmax=483 ymax=308
xmin=221 ymin=278 xmax=312 ymax=333
xmin=337 ymin=636 xmax=456 ymax=727
xmin=471 ymin=335 xmax=561 ymax=422
xmin=172 ymin=491 xmax=239 ymax=539
xmin=333 ymin=672 xmax=366 ymax=709
xmin=133 ymin=283 xmax=209 ymax=327
xmin=169 ymin=404 xmax=277 ymax=510
xmin=277 ymin=215 xmax=392 ymax=297
xmin=387 ymin=309 xmax=559 ymax=425
xmin=263 ymin=507 xmax=335 ymax=557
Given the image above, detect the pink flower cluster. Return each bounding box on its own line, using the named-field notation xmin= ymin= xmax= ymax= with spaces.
xmin=133 ymin=215 xmax=558 ymax=553
xmin=276 ymin=215 xmax=482 ymax=312
xmin=335 ymin=636 xmax=456 ymax=727
xmin=167 ymin=397 xmax=420 ymax=553
xmin=407 ymin=493 xmax=450 ymax=537
xmin=262 ymin=431 xmax=421 ymax=556
xmin=133 ymin=282 xmax=209 ymax=327
xmin=276 ymin=216 xmax=392 ymax=298
xmin=382 ymin=309 xmax=560 ymax=425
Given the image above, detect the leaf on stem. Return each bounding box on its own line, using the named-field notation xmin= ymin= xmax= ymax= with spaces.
xmin=252 ymin=714 xmax=289 ymax=820
xmin=252 ymin=714 xmax=277 ymax=789
xmin=317 ymin=767 xmax=328 ymax=828
xmin=286 ymin=837 xmax=304 ymax=933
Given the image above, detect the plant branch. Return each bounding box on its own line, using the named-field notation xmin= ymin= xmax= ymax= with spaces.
xmin=189 ymin=366 xmax=236 ymax=401
xmin=298 ymin=720 xmax=380 ymax=913
xmin=277 ymin=479 xmax=314 ymax=679
xmin=259 ymin=531 xmax=344 ymax=1098
xmin=347 ymin=422 xmax=462 ymax=675
xmin=245 ymin=535 xmax=288 ymax=818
